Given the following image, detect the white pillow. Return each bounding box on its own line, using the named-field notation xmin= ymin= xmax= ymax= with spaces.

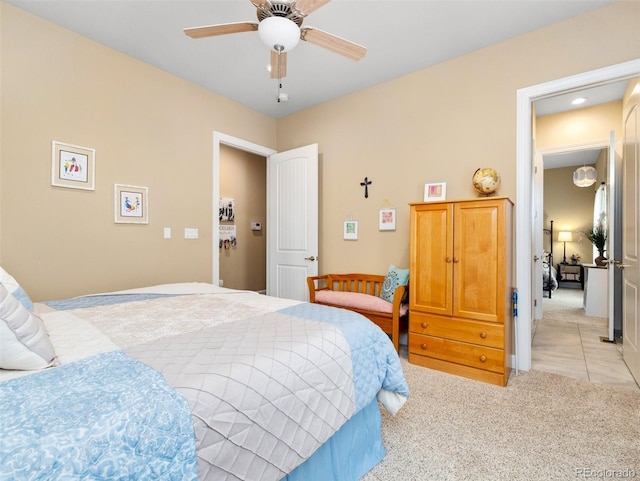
xmin=0 ymin=266 xmax=34 ymax=311
xmin=0 ymin=284 xmax=57 ymax=370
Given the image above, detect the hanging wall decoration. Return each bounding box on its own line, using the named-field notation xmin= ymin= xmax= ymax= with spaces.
xmin=114 ymin=184 xmax=148 ymax=224
xmin=344 ymin=220 xmax=358 ymax=240
xmin=51 ymin=141 xmax=95 ymax=191
xmin=379 ymin=199 xmax=397 ymax=231
xmin=219 ymin=197 xmax=235 ymax=222
xmin=219 ymin=225 xmax=237 ymax=249
xmin=360 ymin=177 xmax=372 ymax=198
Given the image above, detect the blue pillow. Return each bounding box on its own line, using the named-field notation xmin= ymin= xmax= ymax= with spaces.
xmin=380 ymin=265 xmax=409 ymax=303
xmin=0 ymin=266 xmax=34 ymax=311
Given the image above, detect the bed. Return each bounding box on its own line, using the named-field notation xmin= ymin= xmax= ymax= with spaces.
xmin=542 ymin=259 xmax=558 ymax=297
xmin=0 ymin=279 xmax=409 ymax=481
xmin=543 ymin=220 xmax=558 ymax=298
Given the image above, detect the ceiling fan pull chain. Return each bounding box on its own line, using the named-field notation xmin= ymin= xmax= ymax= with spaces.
xmin=276 ymin=50 xmax=288 ymax=103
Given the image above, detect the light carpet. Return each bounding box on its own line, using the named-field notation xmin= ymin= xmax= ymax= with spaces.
xmin=362 ymin=350 xmax=639 ymax=481
xmin=543 ymin=287 xmax=607 ymax=327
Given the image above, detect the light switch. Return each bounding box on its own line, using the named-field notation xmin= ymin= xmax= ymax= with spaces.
xmin=163 ymin=227 xmax=171 ymax=239
xmin=184 ymin=228 xmax=199 ymax=239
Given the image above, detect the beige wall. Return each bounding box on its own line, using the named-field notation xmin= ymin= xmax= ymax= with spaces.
xmin=0 ymin=3 xmax=276 ymax=300
xmin=276 ymin=1 xmax=640 ymax=276
xmin=536 ymin=101 xmax=622 ymax=154
xmin=2 ymin=2 xmax=640 ymax=300
xmin=219 ymin=145 xmax=266 ymax=291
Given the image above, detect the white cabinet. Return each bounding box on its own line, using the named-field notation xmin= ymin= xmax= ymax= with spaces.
xmin=583 ymin=265 xmax=608 ymax=318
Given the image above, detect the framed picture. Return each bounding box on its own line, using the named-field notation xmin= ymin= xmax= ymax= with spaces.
xmin=379 ymin=208 xmax=396 ymax=231
xmin=114 ymin=184 xmax=148 ymax=224
xmin=51 ymin=141 xmax=95 ymax=190
xmin=424 ymin=182 xmax=447 ymax=202
xmin=344 ymin=220 xmax=358 ymax=240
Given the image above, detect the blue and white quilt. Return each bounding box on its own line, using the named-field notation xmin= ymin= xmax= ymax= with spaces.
xmin=0 ymin=350 xmax=198 ymax=481
xmin=2 ymin=284 xmax=409 ymax=481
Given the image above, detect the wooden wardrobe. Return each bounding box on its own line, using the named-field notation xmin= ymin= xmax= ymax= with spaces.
xmin=408 ymin=197 xmax=514 ymax=386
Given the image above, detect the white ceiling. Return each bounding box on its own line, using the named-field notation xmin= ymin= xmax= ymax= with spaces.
xmin=5 ymin=0 xmax=622 ymax=119
xmin=534 ymin=81 xmax=628 ymax=117
xmin=543 ymin=149 xmax=603 ymax=170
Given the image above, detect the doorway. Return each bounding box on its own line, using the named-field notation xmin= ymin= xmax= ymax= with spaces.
xmin=212 ymin=132 xmax=276 ymax=289
xmin=532 ymin=148 xmax=637 ymax=389
xmin=515 ymin=58 xmax=640 ymax=372
xmin=218 ymin=144 xmax=268 ymax=292
xmin=212 ymin=133 xmax=319 ymax=300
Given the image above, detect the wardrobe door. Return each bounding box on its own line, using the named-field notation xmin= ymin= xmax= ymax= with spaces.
xmin=410 ymin=203 xmax=453 ymax=316
xmin=453 ymin=200 xmax=507 ymax=323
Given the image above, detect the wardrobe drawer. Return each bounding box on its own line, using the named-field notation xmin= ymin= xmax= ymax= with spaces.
xmin=409 ymin=311 xmax=504 ymax=348
xmin=409 ymin=333 xmax=504 ymax=373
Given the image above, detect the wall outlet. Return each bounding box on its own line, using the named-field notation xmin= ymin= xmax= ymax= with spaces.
xmin=184 ymin=228 xmax=198 ymax=239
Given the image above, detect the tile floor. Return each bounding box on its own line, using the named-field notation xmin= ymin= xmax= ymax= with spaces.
xmin=531 ymin=288 xmax=639 ymax=393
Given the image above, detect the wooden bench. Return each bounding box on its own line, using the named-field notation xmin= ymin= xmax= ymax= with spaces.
xmin=306 ymin=273 xmax=408 ymax=352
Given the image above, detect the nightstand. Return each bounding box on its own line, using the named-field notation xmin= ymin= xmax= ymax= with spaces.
xmin=556 ymin=263 xmax=584 ymax=290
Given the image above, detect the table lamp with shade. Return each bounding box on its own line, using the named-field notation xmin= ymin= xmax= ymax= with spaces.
xmin=558 ymin=231 xmax=573 ymax=264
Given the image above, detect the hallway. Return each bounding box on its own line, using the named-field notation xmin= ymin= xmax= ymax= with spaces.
xmin=531 ymin=287 xmax=639 ymax=392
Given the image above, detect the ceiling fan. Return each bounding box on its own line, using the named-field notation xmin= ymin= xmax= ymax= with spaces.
xmin=183 ymin=0 xmax=367 ymax=80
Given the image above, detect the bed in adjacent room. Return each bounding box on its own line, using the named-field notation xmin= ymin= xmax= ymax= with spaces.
xmin=0 ymin=279 xmax=409 ymax=481
xmin=543 ymin=221 xmax=558 ymax=298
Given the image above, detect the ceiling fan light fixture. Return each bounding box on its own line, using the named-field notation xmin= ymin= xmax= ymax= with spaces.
xmin=573 ymin=165 xmax=597 ymax=187
xmin=258 ymin=16 xmax=300 ymax=53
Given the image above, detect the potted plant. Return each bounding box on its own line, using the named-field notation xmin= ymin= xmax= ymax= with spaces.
xmin=581 ymin=222 xmax=608 ymax=266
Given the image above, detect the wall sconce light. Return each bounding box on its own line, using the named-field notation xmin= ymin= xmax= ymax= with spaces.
xmin=558 ymin=231 xmax=573 ymax=264
xmin=573 ymin=166 xmax=597 ymax=187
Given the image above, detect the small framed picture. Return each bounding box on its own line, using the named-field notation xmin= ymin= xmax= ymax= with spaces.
xmin=344 ymin=220 xmax=358 ymax=240
xmin=51 ymin=141 xmax=95 ymax=190
xmin=424 ymin=182 xmax=446 ymax=202
xmin=379 ymin=208 xmax=396 ymax=231
xmin=114 ymin=184 xmax=148 ymax=224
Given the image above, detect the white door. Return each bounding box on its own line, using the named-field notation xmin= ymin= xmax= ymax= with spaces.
xmin=622 ymin=81 xmax=640 ymax=382
xmin=533 ymin=148 xmax=544 ymax=320
xmin=267 ymin=144 xmax=318 ymax=300
xmin=606 ymin=131 xmax=617 ymax=342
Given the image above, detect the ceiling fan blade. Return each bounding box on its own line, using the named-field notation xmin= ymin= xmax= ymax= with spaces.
xmin=184 ymin=22 xmax=258 ymax=39
xmin=270 ymin=51 xmax=288 ymax=79
xmin=300 ymin=27 xmax=367 ymax=61
xmin=293 ymin=0 xmax=333 ymax=16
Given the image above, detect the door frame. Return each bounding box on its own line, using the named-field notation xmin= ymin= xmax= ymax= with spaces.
xmin=515 ymin=58 xmax=640 ymax=371
xmin=212 ymin=132 xmax=276 ymax=287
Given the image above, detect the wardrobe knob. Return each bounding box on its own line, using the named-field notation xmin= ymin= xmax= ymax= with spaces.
xmin=421 ymin=344 xmax=427 ymax=350
xmin=421 ymin=322 xmax=428 ymax=329
xmin=480 ymin=331 xmax=487 ymax=339
xmin=479 ymin=355 xmax=487 ymax=362
xmin=453 ymin=257 xmax=460 ymax=263
xmin=446 ymin=257 xmax=453 ymax=263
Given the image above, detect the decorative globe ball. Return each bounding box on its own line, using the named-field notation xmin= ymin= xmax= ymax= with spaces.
xmin=472 ymin=168 xmax=501 ymax=196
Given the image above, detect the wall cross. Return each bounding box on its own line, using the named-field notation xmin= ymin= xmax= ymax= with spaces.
xmin=360 ymin=177 xmax=372 ymax=198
